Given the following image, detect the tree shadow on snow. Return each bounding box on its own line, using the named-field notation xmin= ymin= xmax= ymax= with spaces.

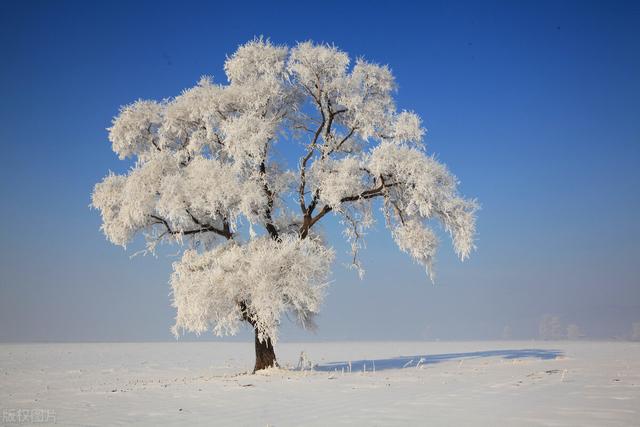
xmin=313 ymin=349 xmax=563 ymax=372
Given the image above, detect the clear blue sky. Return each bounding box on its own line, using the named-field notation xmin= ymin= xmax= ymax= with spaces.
xmin=1 ymin=0 xmax=638 ymax=342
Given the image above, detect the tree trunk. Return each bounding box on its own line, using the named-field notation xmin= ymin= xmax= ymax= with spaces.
xmin=253 ymin=328 xmax=277 ymax=372
xmin=239 ymin=301 xmax=277 ymax=372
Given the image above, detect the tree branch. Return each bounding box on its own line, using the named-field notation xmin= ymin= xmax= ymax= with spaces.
xmin=147 ymin=125 xmax=161 ymax=152
xmin=298 ymin=179 xmax=400 ymax=238
xmin=298 ymin=107 xmax=326 ymax=214
xmin=260 ymin=161 xmax=279 ymax=239
xmin=325 ymin=126 xmax=356 ymax=158
xmin=150 ymin=213 xmax=233 ymax=239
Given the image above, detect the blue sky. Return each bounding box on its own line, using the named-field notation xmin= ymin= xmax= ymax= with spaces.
xmin=1 ymin=0 xmax=638 ymax=342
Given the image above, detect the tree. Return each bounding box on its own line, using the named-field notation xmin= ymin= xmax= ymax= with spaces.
xmin=631 ymin=322 xmax=640 ymax=341
xmin=539 ymin=315 xmax=564 ymax=340
xmin=566 ymin=324 xmax=583 ymax=340
xmin=92 ymin=39 xmax=478 ymax=372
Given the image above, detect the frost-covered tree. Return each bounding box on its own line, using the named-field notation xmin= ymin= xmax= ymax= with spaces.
xmin=92 ymin=39 xmax=477 ymax=371
xmin=631 ymin=322 xmax=640 ymax=341
xmin=539 ymin=315 xmax=564 ymax=340
xmin=566 ymin=324 xmax=583 ymax=340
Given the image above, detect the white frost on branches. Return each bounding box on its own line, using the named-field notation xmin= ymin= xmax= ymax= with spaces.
xmin=108 ymin=100 xmax=165 ymax=161
xmin=392 ymin=219 xmax=439 ymax=281
xmin=92 ymin=38 xmax=478 ymax=342
xmin=170 ymin=236 xmax=333 ymax=343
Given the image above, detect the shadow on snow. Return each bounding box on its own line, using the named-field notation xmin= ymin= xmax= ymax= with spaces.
xmin=312 ymin=349 xmax=563 ymax=372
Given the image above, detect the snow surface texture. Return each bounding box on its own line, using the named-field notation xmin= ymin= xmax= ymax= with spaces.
xmin=1 ymin=341 xmax=639 ymax=426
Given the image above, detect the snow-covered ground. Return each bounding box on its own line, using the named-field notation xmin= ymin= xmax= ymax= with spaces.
xmin=1 ymin=341 xmax=638 ymax=426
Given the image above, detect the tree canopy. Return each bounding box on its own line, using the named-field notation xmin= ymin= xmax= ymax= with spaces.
xmin=92 ymin=38 xmax=478 ymax=344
